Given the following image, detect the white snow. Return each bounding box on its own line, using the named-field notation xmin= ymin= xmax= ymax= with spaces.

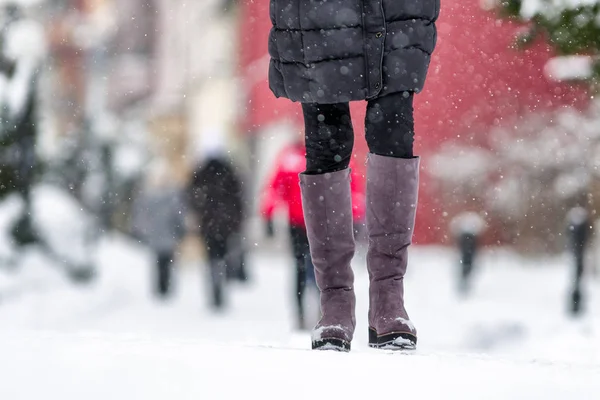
xmin=521 ymin=0 xmax=600 ymax=19
xmin=30 ymin=184 xmax=96 ymax=266
xmin=430 ymin=101 xmax=600 ymax=228
xmin=428 ymin=144 xmax=495 ymax=186
xmin=311 ymin=324 xmax=346 ymax=341
xmin=395 ymin=316 xmax=416 ymax=332
xmin=0 ymin=0 xmax=44 ymax=6
xmin=545 ymin=55 xmax=594 ymax=82
xmin=1 ymin=235 xmax=599 ymax=398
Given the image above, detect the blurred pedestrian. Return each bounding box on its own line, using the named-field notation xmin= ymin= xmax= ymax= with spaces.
xmin=450 ymin=212 xmax=486 ymax=295
xmin=187 ymin=139 xmax=247 ymax=310
xmin=268 ymin=1 xmax=439 ymax=350
xmin=260 ymin=138 xmax=314 ymax=331
xmin=131 ymin=161 xmax=186 ymax=298
xmin=261 ymin=135 xmax=365 ymax=331
xmin=566 ymin=206 xmax=591 ymax=315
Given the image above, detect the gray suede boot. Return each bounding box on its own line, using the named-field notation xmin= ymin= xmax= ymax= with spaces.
xmin=300 ymin=169 xmax=356 ymax=351
xmin=366 ymin=154 xmax=419 ymax=350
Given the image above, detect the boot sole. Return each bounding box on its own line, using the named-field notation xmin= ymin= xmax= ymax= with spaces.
xmin=312 ymin=338 xmax=351 ymax=352
xmin=368 ymin=327 xmax=417 ymax=350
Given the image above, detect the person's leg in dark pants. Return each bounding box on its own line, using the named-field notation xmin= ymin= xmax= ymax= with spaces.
xmin=305 ymin=249 xmax=316 ymax=287
xmin=302 ymin=233 xmax=319 ymax=324
xmin=204 ymin=234 xmax=229 ymax=310
xmin=156 ymin=251 xmax=174 ymax=297
xmin=225 ymin=233 xmax=249 ymax=283
xmin=289 ymin=225 xmax=308 ymax=330
xmin=458 ymin=232 xmax=477 ymax=294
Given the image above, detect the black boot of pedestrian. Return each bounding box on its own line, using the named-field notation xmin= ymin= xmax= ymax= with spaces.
xmin=212 ymin=280 xmax=224 ymax=309
xmin=209 ymin=259 xmax=226 ymax=310
xmin=236 ymin=252 xmax=249 ymax=283
xmin=225 ymin=235 xmax=250 ymax=284
xmin=458 ymin=232 xmax=477 ymax=295
xmin=156 ymin=253 xmax=173 ymax=297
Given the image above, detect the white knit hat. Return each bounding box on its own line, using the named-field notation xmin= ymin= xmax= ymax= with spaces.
xmin=194 ymin=126 xmax=227 ymax=162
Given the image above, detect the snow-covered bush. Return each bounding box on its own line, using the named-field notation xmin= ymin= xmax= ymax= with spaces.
xmin=498 ymin=0 xmax=600 ymax=89
xmin=429 ymin=101 xmax=600 ymax=254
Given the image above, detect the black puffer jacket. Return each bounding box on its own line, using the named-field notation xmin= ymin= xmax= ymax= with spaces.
xmin=268 ymin=0 xmax=439 ymax=104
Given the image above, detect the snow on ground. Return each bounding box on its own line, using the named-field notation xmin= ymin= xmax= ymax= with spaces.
xmin=521 ymin=0 xmax=600 ymax=18
xmin=1 ymin=234 xmax=600 ymax=399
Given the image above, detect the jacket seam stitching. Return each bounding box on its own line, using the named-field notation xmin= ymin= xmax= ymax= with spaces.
xmin=274 ymin=46 xmax=430 ymax=66
xmin=272 ymin=17 xmax=435 ymax=34
xmin=360 ymin=1 xmax=370 ymax=96
xmin=276 ymin=54 xmax=364 ymax=65
xmin=273 ymin=25 xmax=361 ymax=32
xmin=297 ymin=1 xmax=306 ymax=66
xmin=375 ymin=0 xmax=386 ymax=96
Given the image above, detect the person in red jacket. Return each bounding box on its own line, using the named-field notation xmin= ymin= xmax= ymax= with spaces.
xmin=261 ymin=138 xmax=365 ymax=330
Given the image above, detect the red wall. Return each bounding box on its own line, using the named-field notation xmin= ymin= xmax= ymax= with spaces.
xmin=239 ymin=0 xmax=588 ymax=243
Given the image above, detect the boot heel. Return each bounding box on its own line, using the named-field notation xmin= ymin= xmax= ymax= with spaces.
xmin=368 ymin=327 xmax=378 ymax=347
xmin=369 ymin=327 xmax=417 ymax=350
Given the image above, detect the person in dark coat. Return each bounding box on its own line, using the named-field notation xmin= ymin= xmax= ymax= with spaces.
xmin=566 ymin=206 xmax=592 ymax=315
xmin=188 ymin=147 xmax=247 ymax=310
xmin=268 ymin=0 xmax=439 ymax=351
xmin=450 ymin=212 xmax=486 ymax=295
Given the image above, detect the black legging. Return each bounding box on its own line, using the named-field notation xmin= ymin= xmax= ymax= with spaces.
xmin=302 ymin=91 xmax=415 ymax=174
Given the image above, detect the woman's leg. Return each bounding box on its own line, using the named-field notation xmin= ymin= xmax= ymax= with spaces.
xmin=364 ymin=92 xmax=419 ymax=349
xmin=300 ymin=102 xmax=357 ymax=351
xmin=302 ymin=102 xmax=354 ymax=174
xmin=365 ymin=91 xmax=414 ymax=158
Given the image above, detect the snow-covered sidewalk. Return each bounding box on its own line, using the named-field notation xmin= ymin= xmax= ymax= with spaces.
xmin=2 ymin=330 xmax=599 ymax=400
xmin=1 ymin=235 xmax=599 ymax=398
